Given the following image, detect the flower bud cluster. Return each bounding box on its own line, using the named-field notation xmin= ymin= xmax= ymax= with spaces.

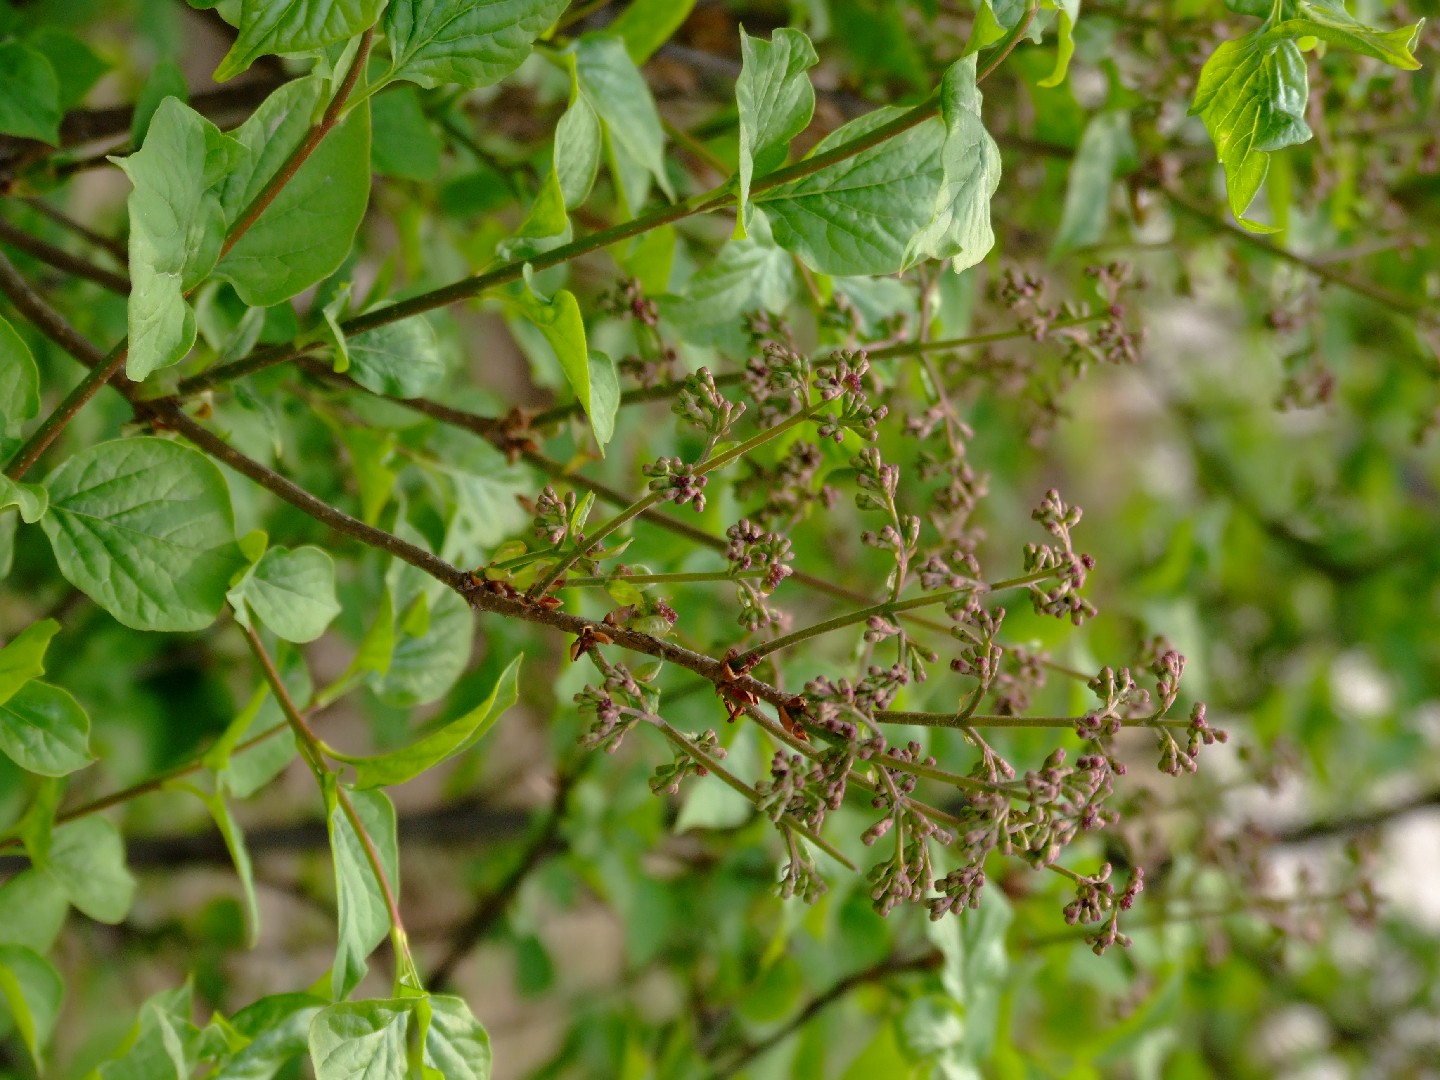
xmin=532 ymin=486 xmax=582 ymax=547
xmin=1026 ymin=488 xmax=1097 ymax=624
xmin=673 ymin=366 xmax=745 ymax=441
xmin=575 ymin=661 xmax=659 ymax=754
xmin=1063 ymin=863 xmax=1146 ymax=956
xmin=641 ymin=456 xmax=707 ymax=512
xmin=745 ymin=342 xmax=811 ymax=427
xmin=815 ymin=353 xmax=886 ymax=442
xmin=649 ymin=730 xmax=724 ymax=795
xmin=726 ymin=518 xmax=795 ymax=631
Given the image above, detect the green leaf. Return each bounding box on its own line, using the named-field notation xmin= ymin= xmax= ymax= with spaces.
xmin=0 ymin=475 xmax=47 ymax=523
xmin=575 ymin=33 xmax=675 ymax=202
xmin=1276 ymin=1 xmax=1424 ymax=68
xmin=96 ymin=983 xmax=198 ymax=1080
xmin=422 ymin=996 xmax=492 ymax=1079
xmin=0 ymin=618 xmax=59 ymax=709
xmin=658 ymin=211 xmax=794 ymax=347
xmin=370 ymin=85 xmax=443 ymax=180
xmin=383 ymin=0 xmax=568 ymax=90
xmin=40 ymin=438 xmax=245 ymax=632
xmin=41 ymin=816 xmax=137 ymax=924
xmin=0 ymin=945 xmax=63 ymax=1069
xmin=515 ymin=286 xmax=617 ymax=452
xmin=215 ymin=77 xmax=372 ymax=307
xmin=925 ymin=885 xmax=1011 ymax=1063
xmin=118 ymin=97 xmax=245 ymax=380
xmin=309 ymin=999 xmax=411 ymax=1079
xmin=0 ymin=679 xmax=93 ymax=776
xmin=554 ymin=87 xmax=602 ymax=213
xmin=1191 ymin=4 xmax=1422 ymax=230
xmin=757 ymin=104 xmax=948 ymax=276
xmin=28 ymin=28 xmax=109 ymax=111
xmin=0 ymin=314 xmax=40 ymax=438
xmin=326 ymin=783 xmax=398 ymax=1000
xmin=195 ymin=787 xmax=261 ymax=947
xmin=1052 ymin=109 xmax=1135 ymax=256
xmin=1190 ymin=32 xmax=1311 ymax=231
xmin=735 ymin=27 xmax=818 ymax=238
xmin=16 ymin=778 xmax=60 ymax=868
xmin=0 ymin=871 xmax=69 ymax=954
xmin=1042 ymin=7 xmax=1077 ymax=87
xmin=211 ymin=993 xmax=324 ymax=1080
xmin=587 ymin=352 xmax=619 ymax=450
xmin=902 ymin=54 xmax=1001 ymax=273
xmin=345 ymin=314 xmax=446 ymax=399
xmin=608 ymin=0 xmax=697 ymax=63
xmin=335 ymin=654 xmax=522 ymax=788
xmin=372 ymin=586 xmax=473 ymax=707
xmin=215 ymin=0 xmax=386 ymax=81
xmin=0 ymin=42 xmax=61 ymax=144
xmin=229 ymin=545 xmax=342 ymax=643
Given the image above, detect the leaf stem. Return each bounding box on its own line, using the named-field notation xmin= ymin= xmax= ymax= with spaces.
xmin=737 ymin=569 xmax=1056 ymax=667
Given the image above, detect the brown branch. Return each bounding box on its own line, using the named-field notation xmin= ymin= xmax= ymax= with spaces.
xmin=714 ymin=951 xmax=942 ymax=1076
xmin=0 ymin=216 xmax=129 ymax=294
xmin=17 ymin=197 xmax=129 ymax=265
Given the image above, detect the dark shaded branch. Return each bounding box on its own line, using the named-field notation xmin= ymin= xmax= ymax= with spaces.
xmin=713 ymin=951 xmax=942 ymax=1076
xmin=0 ymin=216 xmax=129 ymax=294
xmin=1274 ymin=787 xmax=1440 ymax=845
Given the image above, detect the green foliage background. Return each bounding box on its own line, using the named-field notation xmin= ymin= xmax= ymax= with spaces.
xmin=0 ymin=0 xmax=1436 ymax=1077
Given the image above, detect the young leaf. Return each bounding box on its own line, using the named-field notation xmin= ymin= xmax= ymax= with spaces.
xmin=40 ymin=438 xmax=245 ymax=632
xmin=41 ymin=816 xmax=137 ymax=924
xmin=0 ymin=476 xmax=47 ymax=523
xmin=215 ymin=78 xmax=372 ymax=307
xmin=608 ymin=0 xmax=698 ymax=63
xmin=0 ymin=314 xmax=40 ymax=437
xmin=423 ymin=995 xmax=493 ymax=1079
xmin=383 ymin=0 xmax=569 ymax=89
xmin=1191 ymin=2 xmax=1423 ymax=229
xmin=229 ymin=544 xmax=343 ymax=643
xmin=215 ymin=0 xmax=386 ymax=82
xmin=117 ymin=97 xmax=244 ymax=381
xmin=334 ymin=653 xmax=522 ymax=788
xmin=211 ymin=993 xmax=325 ymax=1080
xmin=0 ymin=618 xmax=59 ymax=708
xmin=0 ymin=870 xmax=69 ymax=954
xmin=345 ymin=314 xmax=446 ymax=399
xmin=0 ymin=945 xmax=63 ymax=1069
xmin=0 ymin=42 xmax=61 ymax=144
xmin=0 ymin=679 xmax=94 ymax=776
xmin=902 ymin=54 xmax=1002 ymax=273
xmin=326 ymin=782 xmax=399 ymax=1000
xmin=309 ymin=999 xmax=411 ymax=1079
xmin=1190 ymin=32 xmax=1311 ymax=231
xmin=515 ymin=285 xmax=618 ymax=453
xmin=575 ymin=34 xmax=675 ymax=202
xmin=735 ymin=27 xmax=818 ymax=238
xmin=1052 ymin=109 xmax=1136 ymax=257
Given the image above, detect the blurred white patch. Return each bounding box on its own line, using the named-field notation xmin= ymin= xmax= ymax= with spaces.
xmin=1330 ymin=650 xmax=1392 ymax=721
xmin=1377 ymin=810 xmax=1440 ymax=931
